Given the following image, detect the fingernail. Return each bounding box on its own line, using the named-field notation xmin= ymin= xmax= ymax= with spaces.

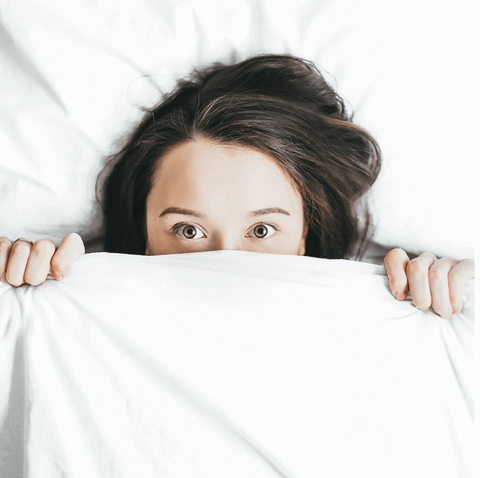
xmin=394 ymin=290 xmax=405 ymax=300
xmin=452 ymin=304 xmax=463 ymax=315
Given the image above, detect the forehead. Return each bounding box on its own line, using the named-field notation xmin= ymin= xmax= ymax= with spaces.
xmin=150 ymin=138 xmax=303 ymax=210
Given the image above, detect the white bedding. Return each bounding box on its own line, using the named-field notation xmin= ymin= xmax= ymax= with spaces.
xmin=0 ymin=251 xmax=475 ymax=477
xmin=0 ymin=1 xmax=477 ymax=476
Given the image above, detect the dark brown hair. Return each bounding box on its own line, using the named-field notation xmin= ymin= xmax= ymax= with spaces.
xmin=93 ymin=53 xmax=381 ymax=259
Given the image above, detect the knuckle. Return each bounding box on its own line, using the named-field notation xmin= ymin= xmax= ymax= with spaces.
xmin=66 ymin=232 xmax=80 ymax=243
xmin=428 ymin=266 xmax=445 ymax=283
xmin=448 ymin=267 xmax=463 ymax=283
xmin=32 ymin=239 xmax=56 ymax=256
xmin=11 ymin=241 xmax=31 ymax=255
xmin=0 ymin=241 xmax=12 ymax=254
xmin=385 ymin=248 xmax=406 ymax=263
xmin=0 ymin=236 xmax=13 ymax=245
xmin=418 ymin=251 xmax=437 ymax=261
xmin=406 ymin=259 xmax=424 ymax=277
xmin=66 ymin=232 xmax=85 ymax=253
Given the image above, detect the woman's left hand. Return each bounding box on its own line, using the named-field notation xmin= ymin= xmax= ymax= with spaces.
xmin=384 ymin=248 xmax=474 ymax=319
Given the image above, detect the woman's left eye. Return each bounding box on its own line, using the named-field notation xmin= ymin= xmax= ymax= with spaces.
xmin=247 ymin=223 xmax=278 ymax=239
xmin=173 ymin=224 xmax=206 ymax=240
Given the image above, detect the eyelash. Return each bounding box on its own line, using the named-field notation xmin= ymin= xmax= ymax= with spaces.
xmin=170 ymin=222 xmax=279 ymax=240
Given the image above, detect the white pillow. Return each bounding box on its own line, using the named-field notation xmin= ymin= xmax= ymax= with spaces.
xmin=0 ymin=251 xmax=475 ymax=477
xmin=0 ymin=0 xmax=475 ymax=259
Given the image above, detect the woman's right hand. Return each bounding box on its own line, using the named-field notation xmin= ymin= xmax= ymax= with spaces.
xmin=0 ymin=233 xmax=85 ymax=287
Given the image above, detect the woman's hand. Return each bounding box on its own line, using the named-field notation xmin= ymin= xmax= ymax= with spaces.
xmin=384 ymin=248 xmax=474 ymax=319
xmin=0 ymin=233 xmax=85 ymax=287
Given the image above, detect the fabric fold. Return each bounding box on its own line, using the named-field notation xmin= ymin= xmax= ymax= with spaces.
xmin=0 ymin=251 xmax=475 ymax=477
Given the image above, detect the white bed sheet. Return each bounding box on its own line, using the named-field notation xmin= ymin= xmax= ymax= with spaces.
xmin=0 ymin=251 xmax=475 ymax=477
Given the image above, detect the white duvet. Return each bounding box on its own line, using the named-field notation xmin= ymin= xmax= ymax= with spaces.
xmin=0 ymin=251 xmax=475 ymax=477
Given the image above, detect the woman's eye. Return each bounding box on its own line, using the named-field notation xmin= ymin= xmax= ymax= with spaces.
xmin=172 ymin=223 xmax=278 ymax=240
xmin=247 ymin=223 xmax=278 ymax=239
xmin=174 ymin=224 xmax=206 ymax=240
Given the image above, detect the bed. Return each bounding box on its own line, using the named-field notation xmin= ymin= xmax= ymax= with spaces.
xmin=0 ymin=0 xmax=476 ymax=476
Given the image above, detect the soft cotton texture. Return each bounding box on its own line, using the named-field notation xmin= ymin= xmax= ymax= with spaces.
xmin=0 ymin=251 xmax=475 ymax=477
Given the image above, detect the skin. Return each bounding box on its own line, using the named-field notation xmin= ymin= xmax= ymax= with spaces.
xmin=0 ymin=234 xmax=85 ymax=286
xmin=384 ymin=249 xmax=474 ymax=319
xmin=0 ymin=137 xmax=474 ymax=319
xmin=144 ymin=138 xmax=308 ymax=256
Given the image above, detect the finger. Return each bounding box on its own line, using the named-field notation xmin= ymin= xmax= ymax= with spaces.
xmin=384 ymin=248 xmax=410 ymax=299
xmin=24 ymin=239 xmax=57 ymax=286
xmin=50 ymin=233 xmax=86 ymax=280
xmin=0 ymin=237 xmax=14 ymax=284
xmin=448 ymin=259 xmax=475 ymax=315
xmin=429 ymin=257 xmax=458 ymax=319
xmin=5 ymin=239 xmax=33 ymax=287
xmin=406 ymin=252 xmax=437 ymax=312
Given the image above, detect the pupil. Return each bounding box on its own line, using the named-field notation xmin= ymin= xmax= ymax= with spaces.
xmin=256 ymin=226 xmax=266 ymax=237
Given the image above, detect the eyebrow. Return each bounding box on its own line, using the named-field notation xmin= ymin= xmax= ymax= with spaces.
xmin=158 ymin=207 xmax=291 ymax=219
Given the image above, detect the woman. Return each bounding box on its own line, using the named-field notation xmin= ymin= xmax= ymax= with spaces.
xmin=0 ymin=53 xmax=473 ymax=318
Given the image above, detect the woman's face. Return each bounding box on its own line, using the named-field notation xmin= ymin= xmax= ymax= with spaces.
xmin=145 ymin=137 xmax=308 ymax=256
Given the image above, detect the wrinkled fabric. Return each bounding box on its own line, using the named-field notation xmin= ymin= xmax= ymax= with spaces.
xmin=0 ymin=251 xmax=475 ymax=477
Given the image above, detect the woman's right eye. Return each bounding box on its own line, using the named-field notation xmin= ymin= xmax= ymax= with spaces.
xmin=173 ymin=224 xmax=206 ymax=240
